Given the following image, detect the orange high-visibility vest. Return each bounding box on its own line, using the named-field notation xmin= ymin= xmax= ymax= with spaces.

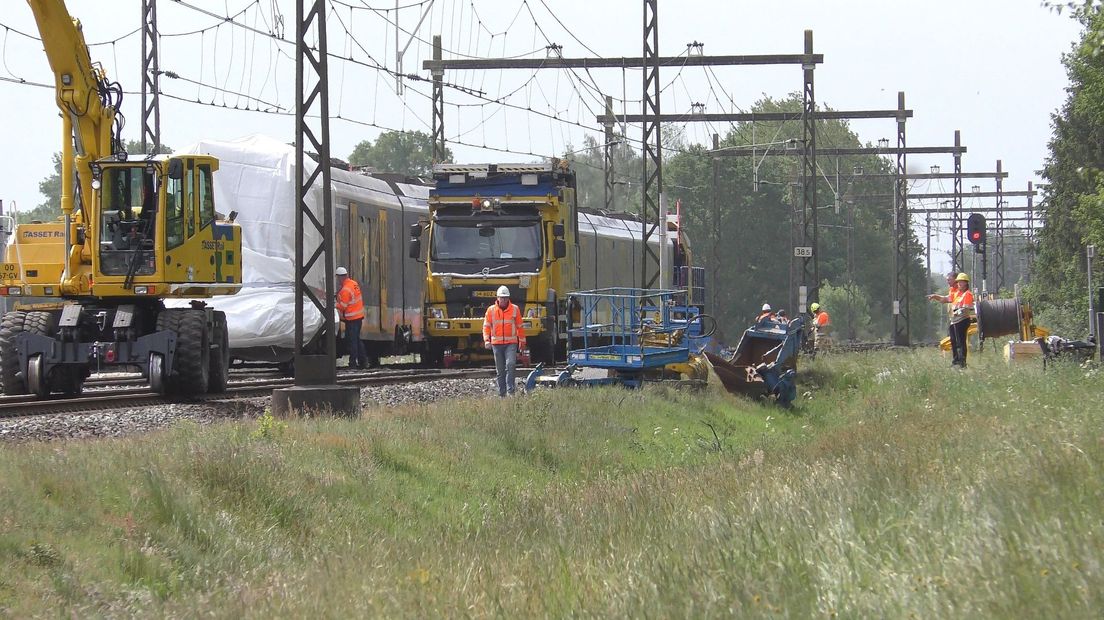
xmin=950 ymin=288 xmax=974 ymax=323
xmin=815 ymin=310 xmax=830 ymax=327
xmin=337 ymin=278 xmax=365 ymax=320
xmin=483 ymin=302 xmax=526 ymax=345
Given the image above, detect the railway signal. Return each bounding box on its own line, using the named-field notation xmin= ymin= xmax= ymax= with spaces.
xmin=968 ymin=213 xmax=987 ymax=245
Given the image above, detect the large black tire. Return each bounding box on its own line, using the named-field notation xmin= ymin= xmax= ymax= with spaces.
xmin=0 ymin=311 xmax=56 ymax=396
xmin=207 ymin=312 xmax=230 ymax=393
xmin=157 ymin=309 xmax=210 ymax=395
xmin=0 ymin=311 xmax=28 ymax=395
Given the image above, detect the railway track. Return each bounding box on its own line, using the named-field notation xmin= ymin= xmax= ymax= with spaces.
xmin=830 ymin=341 xmax=899 ymax=353
xmin=0 ymin=367 xmax=497 ymax=418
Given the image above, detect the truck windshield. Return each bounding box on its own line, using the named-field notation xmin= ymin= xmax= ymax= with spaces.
xmin=431 ymin=221 xmax=541 ymax=261
xmin=98 ymin=165 xmax=157 ymax=276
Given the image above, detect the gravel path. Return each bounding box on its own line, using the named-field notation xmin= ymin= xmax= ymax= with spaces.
xmin=0 ymin=377 xmax=502 ymax=443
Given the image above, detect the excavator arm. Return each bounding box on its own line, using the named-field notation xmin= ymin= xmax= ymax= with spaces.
xmin=0 ymin=1 xmax=243 ymax=400
xmin=26 ymin=0 xmax=125 ymax=289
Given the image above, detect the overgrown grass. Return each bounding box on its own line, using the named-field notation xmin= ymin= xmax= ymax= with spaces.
xmin=1 ymin=348 xmax=1102 ymax=617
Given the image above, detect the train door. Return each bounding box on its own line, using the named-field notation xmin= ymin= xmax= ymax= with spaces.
xmin=351 ymin=203 xmax=380 ymax=333
xmin=378 ymin=209 xmax=389 ymax=333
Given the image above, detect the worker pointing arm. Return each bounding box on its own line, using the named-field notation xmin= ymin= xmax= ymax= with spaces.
xmin=929 ymin=272 xmax=974 ymax=368
xmin=927 ymin=272 xmax=957 ymax=303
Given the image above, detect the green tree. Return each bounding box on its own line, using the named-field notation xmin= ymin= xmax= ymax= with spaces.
xmin=347 ymin=130 xmax=450 ymax=177
xmin=1026 ymin=5 xmax=1104 ymax=336
xmin=662 ymin=94 xmax=932 ymax=342
xmin=818 ymin=282 xmax=874 ymax=341
xmin=563 ymin=132 xmax=643 ymax=215
xmin=25 ymin=140 xmax=171 ymax=224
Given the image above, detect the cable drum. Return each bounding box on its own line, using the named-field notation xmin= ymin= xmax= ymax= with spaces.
xmin=975 ymin=297 xmax=1022 ymax=341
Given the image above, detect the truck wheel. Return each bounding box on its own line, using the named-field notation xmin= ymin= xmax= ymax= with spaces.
xmin=25 ymin=312 xmax=60 ymax=397
xmin=0 ymin=311 xmax=28 ymax=395
xmin=207 ymin=312 xmax=230 ymax=393
xmin=158 ymin=309 xmax=210 ymax=395
xmin=1 ymin=311 xmax=55 ymax=396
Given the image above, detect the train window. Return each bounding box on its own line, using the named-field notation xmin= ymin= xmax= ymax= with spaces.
xmin=431 ymin=221 xmax=541 ymax=261
xmin=198 ymin=164 xmax=214 ymax=229
xmin=363 ymin=215 xmax=372 ymax=285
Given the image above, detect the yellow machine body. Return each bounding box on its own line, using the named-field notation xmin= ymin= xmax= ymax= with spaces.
xmin=1 ymin=156 xmax=242 ymax=299
xmin=0 ymin=1 xmax=241 ymax=398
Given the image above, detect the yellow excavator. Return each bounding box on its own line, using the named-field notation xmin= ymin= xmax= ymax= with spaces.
xmin=0 ymin=0 xmax=242 ymax=397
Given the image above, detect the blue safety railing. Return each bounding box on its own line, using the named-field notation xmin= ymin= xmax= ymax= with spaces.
xmin=566 ymin=287 xmax=691 ymax=370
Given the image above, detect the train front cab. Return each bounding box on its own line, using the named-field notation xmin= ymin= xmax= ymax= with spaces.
xmin=412 ymin=181 xmax=571 ymax=366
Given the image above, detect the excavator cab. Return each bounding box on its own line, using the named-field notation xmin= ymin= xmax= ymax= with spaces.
xmin=0 ymin=154 xmax=241 ymax=398
xmin=82 ymin=155 xmax=241 ymax=297
xmin=0 ymin=1 xmax=242 ymax=399
xmin=97 ymin=163 xmax=158 ymax=273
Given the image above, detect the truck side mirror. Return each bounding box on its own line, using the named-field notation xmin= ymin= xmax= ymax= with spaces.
xmin=168 ymin=158 xmax=184 ymax=180
xmin=553 ymin=223 xmax=565 ymax=237
xmin=553 ymin=238 xmax=566 ymax=259
xmin=409 ymin=222 xmax=422 ymax=239
xmin=408 ymin=237 xmax=421 ymax=260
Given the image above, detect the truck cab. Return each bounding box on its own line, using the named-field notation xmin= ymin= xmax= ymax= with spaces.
xmin=411 ymin=163 xmax=572 ymax=365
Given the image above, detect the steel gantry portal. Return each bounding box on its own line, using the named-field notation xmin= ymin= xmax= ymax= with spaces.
xmin=294 ymin=0 xmax=336 ymax=386
xmin=994 ymin=159 xmax=1005 ymax=292
xmin=641 ymin=0 xmax=662 ymax=288
xmin=952 ymin=130 xmax=963 ymax=272
xmin=801 ymin=31 xmax=818 ymax=312
xmin=604 ymin=102 xmax=913 ymax=314
xmin=140 ymin=0 xmax=160 ymax=154
xmin=423 ymin=16 xmax=823 ymax=290
xmin=714 ymin=131 xmax=967 ymax=345
xmin=893 ymin=92 xmax=908 ymax=346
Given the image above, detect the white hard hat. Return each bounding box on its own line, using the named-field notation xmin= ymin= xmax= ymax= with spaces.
xmin=336 ymin=267 xmax=348 ymax=276
xmin=761 ymin=303 xmax=771 ymax=312
xmin=496 ymin=285 xmax=511 ymax=297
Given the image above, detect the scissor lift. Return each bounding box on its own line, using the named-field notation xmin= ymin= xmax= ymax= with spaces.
xmin=526 ymin=288 xmax=692 ymax=390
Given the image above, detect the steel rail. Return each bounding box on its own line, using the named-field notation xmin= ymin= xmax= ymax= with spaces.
xmin=0 ymin=368 xmax=497 ymax=419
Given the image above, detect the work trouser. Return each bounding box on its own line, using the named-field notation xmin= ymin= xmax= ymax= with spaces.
xmin=949 ymin=319 xmax=970 ymax=367
xmin=491 ymin=342 xmax=518 ymax=396
xmin=813 ymin=326 xmax=831 ymax=353
xmin=343 ymin=318 xmax=367 ymax=368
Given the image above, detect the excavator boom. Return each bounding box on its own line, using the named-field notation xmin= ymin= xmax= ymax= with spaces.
xmin=0 ymin=1 xmax=242 ymax=399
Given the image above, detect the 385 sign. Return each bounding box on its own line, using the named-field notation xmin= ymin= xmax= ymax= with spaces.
xmin=793 ymin=246 xmax=814 ymax=258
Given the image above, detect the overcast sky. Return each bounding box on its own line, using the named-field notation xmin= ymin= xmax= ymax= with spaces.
xmin=0 ymin=0 xmax=1083 ymax=275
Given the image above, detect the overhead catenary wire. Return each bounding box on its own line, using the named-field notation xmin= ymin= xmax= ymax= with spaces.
xmin=3 ymin=0 xmax=777 ymax=172
xmin=168 ymin=0 xmax=487 ymax=97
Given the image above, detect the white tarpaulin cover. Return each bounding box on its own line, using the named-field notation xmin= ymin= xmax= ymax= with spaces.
xmin=168 ymin=134 xmax=427 ymax=351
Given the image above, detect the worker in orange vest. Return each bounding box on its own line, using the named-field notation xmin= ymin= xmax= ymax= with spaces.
xmin=928 ymin=272 xmax=975 ymax=367
xmin=810 ymin=302 xmax=831 ymax=352
xmin=336 ymin=266 xmax=368 ymax=369
xmin=483 ymin=285 xmax=526 ymax=396
xmin=756 ymin=303 xmax=775 ymax=324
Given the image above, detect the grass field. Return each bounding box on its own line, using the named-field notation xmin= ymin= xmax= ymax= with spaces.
xmin=1 ymin=349 xmax=1102 ymax=617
